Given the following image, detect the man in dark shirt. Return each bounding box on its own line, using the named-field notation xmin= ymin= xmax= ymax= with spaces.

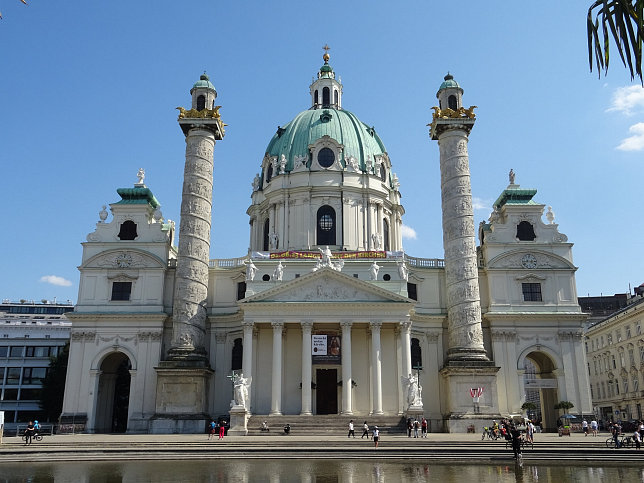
xmin=510 ymin=425 xmax=522 ymax=459
xmin=24 ymin=421 xmax=35 ymax=445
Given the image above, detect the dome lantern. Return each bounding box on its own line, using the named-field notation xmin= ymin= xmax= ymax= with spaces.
xmin=190 ymin=72 xmax=217 ymax=111
xmin=310 ymin=45 xmax=343 ymax=109
xmin=436 ymin=72 xmax=464 ymax=112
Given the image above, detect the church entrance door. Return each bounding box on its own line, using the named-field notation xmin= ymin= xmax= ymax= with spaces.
xmin=315 ymin=368 xmax=338 ymax=414
xmin=95 ymin=352 xmax=132 ymax=433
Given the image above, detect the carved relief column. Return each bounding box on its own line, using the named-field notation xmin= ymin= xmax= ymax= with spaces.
xmin=430 ymin=93 xmax=487 ymax=362
xmin=370 ymin=321 xmax=383 ymax=415
xmin=340 ymin=321 xmax=353 ymax=415
xmin=300 ymin=321 xmax=313 ymax=415
xmin=270 ymin=322 xmax=284 ymax=415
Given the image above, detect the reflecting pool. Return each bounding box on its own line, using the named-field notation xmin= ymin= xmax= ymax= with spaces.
xmin=0 ymin=459 xmax=642 ymax=482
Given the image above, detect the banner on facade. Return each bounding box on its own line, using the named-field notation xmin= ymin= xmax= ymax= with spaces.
xmin=312 ymin=335 xmax=341 ymax=364
xmin=269 ymin=250 xmax=386 ymax=260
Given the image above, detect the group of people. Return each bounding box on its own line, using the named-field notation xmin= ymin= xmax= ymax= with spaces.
xmin=348 ymin=420 xmax=380 ymax=448
xmin=580 ymin=418 xmax=599 ymax=436
xmin=406 ymin=417 xmax=428 ymax=438
xmin=606 ymin=420 xmax=643 ymax=449
xmin=208 ymin=419 xmax=227 ymax=440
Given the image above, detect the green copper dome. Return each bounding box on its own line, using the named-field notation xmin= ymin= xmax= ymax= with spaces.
xmin=438 ymin=73 xmax=460 ymax=91
xmin=265 ymin=108 xmax=387 ymax=172
xmin=191 ymin=73 xmax=216 ymax=92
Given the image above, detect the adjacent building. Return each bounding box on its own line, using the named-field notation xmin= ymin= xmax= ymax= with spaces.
xmin=585 ymin=289 xmax=644 ymax=423
xmin=0 ymin=300 xmax=72 ymax=428
xmin=60 ymin=54 xmax=592 ymax=433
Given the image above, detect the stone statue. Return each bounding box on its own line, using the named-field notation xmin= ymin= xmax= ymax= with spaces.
xmin=293 ymin=154 xmax=307 ymax=171
xmin=397 ymin=260 xmax=409 ymax=281
xmin=509 ymin=169 xmax=515 ymax=185
xmin=401 ymin=373 xmax=423 ymax=408
xmin=366 ymin=155 xmax=374 ymax=173
xmin=392 ymin=173 xmax=400 ymax=190
xmin=136 ymin=168 xmax=145 ymax=186
xmin=346 ymin=156 xmax=359 ymax=172
xmin=244 ymin=259 xmax=257 ymax=281
xmin=369 ymin=261 xmax=380 ymax=280
xmin=252 ymin=173 xmax=260 ymax=191
xmin=319 ymin=246 xmax=332 ymax=266
xmin=273 ymin=261 xmax=284 ymax=281
xmin=233 ymin=373 xmax=251 ymax=409
xmin=279 ymin=154 xmax=287 ymax=174
xmin=371 ymin=233 xmax=383 ymax=250
xmin=546 ymin=206 xmax=555 ymax=224
xmin=269 ymin=232 xmax=279 ymax=250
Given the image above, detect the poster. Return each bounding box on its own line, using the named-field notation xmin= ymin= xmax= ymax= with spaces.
xmin=312 ymin=335 xmax=341 ymax=364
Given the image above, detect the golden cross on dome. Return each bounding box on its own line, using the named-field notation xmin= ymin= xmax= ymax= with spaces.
xmin=322 ymin=44 xmax=330 ymax=53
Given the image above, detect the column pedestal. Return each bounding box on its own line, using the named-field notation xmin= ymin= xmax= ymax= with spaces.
xmin=150 ymin=362 xmax=213 ymax=433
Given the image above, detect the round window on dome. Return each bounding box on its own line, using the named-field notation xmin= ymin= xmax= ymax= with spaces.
xmin=317 ymin=148 xmax=335 ymax=168
xmin=319 ymin=214 xmax=333 ymax=231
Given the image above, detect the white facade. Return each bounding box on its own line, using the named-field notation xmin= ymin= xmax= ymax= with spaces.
xmin=61 ymin=60 xmax=592 ymax=433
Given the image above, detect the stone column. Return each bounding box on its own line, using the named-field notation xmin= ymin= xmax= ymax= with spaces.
xmin=242 ymin=322 xmax=254 ymax=380
xmin=370 ymin=322 xmax=383 ymax=415
xmin=432 ymin=123 xmax=487 ymax=362
xmin=340 ymin=321 xmax=353 ymax=415
xmin=400 ymin=320 xmax=412 ymax=377
xmin=300 ymin=321 xmax=313 ymax=415
xmin=270 ymin=322 xmax=284 ymax=415
xmin=168 ymin=127 xmax=216 ymax=361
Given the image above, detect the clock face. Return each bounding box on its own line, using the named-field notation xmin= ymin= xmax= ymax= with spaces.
xmin=521 ymin=254 xmax=538 ymax=269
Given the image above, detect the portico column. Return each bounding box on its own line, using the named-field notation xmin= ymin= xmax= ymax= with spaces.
xmin=300 ymin=321 xmax=313 ymax=415
xmin=341 ymin=321 xmax=353 ymax=415
xmin=370 ymin=321 xmax=383 ymax=415
xmin=270 ymin=322 xmax=284 ymax=415
xmin=400 ymin=320 xmax=412 ymax=377
xmin=242 ymin=321 xmax=254 ymax=379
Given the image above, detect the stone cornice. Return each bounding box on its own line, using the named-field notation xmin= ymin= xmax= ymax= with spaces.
xmin=483 ymin=312 xmax=587 ymax=323
xmin=65 ymin=312 xmax=169 ymax=322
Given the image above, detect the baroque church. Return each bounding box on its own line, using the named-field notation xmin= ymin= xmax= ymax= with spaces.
xmin=61 ymin=52 xmax=592 ymax=433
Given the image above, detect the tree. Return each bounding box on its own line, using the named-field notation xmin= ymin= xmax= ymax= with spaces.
xmin=588 ymin=1 xmax=644 ymax=84
xmin=554 ymin=400 xmax=575 ymax=411
xmin=39 ymin=343 xmax=69 ymax=422
xmin=521 ymin=402 xmax=538 ymax=411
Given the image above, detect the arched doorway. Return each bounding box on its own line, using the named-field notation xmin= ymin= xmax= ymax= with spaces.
xmin=95 ymin=352 xmax=132 ymax=433
xmin=523 ymin=351 xmax=558 ymax=431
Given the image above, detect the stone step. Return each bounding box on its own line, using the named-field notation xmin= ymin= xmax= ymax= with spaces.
xmin=246 ymin=415 xmax=406 ymax=435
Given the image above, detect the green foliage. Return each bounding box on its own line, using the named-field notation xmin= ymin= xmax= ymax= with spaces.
xmin=521 ymin=402 xmax=538 ymax=411
xmin=587 ymin=0 xmax=644 ymax=83
xmin=554 ymin=400 xmax=575 ymax=410
xmin=39 ymin=343 xmax=69 ymax=422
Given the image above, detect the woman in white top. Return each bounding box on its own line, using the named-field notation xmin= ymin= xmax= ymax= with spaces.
xmin=372 ymin=426 xmax=380 ymax=448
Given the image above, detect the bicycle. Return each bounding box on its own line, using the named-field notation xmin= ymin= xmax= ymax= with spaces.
xmin=23 ymin=431 xmax=43 ymax=444
xmin=605 ymin=435 xmax=633 ymax=448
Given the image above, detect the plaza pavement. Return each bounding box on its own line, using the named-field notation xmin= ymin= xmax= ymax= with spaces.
xmin=1 ymin=431 xmax=643 ymax=464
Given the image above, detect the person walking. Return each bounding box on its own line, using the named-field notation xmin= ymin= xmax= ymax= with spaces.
xmin=407 ymin=417 xmax=412 ymax=437
xmin=218 ymin=419 xmax=226 ymax=440
xmin=633 ymin=428 xmax=642 ymax=450
xmin=639 ymin=420 xmax=644 ymax=441
xmin=510 ymin=425 xmax=522 ymax=460
xmin=421 ymin=417 xmax=428 ymax=438
xmin=348 ymin=419 xmax=355 ymax=438
xmin=590 ymin=418 xmax=598 ymax=436
xmin=372 ymin=426 xmax=380 ymax=449
xmin=208 ymin=419 xmax=216 ymax=440
xmin=24 ymin=421 xmax=35 ymax=445
xmin=361 ymin=421 xmax=369 ymax=439
xmin=582 ymin=419 xmax=589 ymax=436
xmin=413 ymin=419 xmax=420 ymax=438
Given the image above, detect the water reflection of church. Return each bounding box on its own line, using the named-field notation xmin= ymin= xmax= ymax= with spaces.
xmin=61 ymin=53 xmax=592 ymax=433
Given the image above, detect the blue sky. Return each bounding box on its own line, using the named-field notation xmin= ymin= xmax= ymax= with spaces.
xmin=1 ymin=1 xmax=642 ymax=303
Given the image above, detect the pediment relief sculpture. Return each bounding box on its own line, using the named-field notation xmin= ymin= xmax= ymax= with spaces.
xmin=489 ymin=251 xmax=572 ymax=270
xmin=86 ymin=250 xmax=165 ymax=269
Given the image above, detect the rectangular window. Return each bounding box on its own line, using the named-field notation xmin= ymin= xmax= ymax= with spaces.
xmin=629 ymin=349 xmax=635 ymax=366
xmin=111 ymin=281 xmax=132 ymax=301
xmin=6 ymin=367 xmax=21 ymax=384
xmin=9 ymin=346 xmax=24 ymax=358
xmin=22 ymin=367 xmax=47 ymax=384
xmin=25 ymin=346 xmax=35 ymax=357
xmin=522 ymin=283 xmax=542 ymax=302
xmin=612 ymin=355 xmax=617 ymax=369
xmin=623 ymin=379 xmax=628 ymax=394
xmin=19 ymin=388 xmax=41 ymax=400
xmin=0 ymin=346 xmax=7 ymax=357
xmin=634 ymin=377 xmax=640 ymax=393
xmin=2 ymin=388 xmax=18 ymax=400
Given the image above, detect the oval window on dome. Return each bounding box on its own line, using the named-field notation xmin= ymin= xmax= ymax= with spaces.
xmin=318 ymin=148 xmax=335 ymax=168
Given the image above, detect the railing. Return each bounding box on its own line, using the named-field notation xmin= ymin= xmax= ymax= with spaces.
xmin=15 ymin=424 xmax=54 ymax=436
xmin=209 ymin=257 xmax=247 ymax=269
xmin=404 ymin=255 xmax=445 ymax=268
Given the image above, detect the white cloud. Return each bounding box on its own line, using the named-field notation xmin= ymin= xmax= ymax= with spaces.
xmin=472 ymin=196 xmax=489 ymax=211
xmin=616 ymin=122 xmax=644 ymax=151
xmin=39 ymin=275 xmax=72 ymax=287
xmin=607 ymin=86 xmax=644 ymax=115
xmin=400 ymin=224 xmax=417 ymax=240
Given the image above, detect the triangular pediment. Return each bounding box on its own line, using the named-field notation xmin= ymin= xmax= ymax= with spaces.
xmin=240 ymin=267 xmax=413 ymax=304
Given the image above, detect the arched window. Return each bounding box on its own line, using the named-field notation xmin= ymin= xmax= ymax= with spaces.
xmin=379 ymin=164 xmax=386 ymax=182
xmin=516 ymin=221 xmax=536 ymax=241
xmin=322 ymin=87 xmax=330 ymax=107
xmin=314 ymin=90 xmax=318 ymax=106
xmin=197 ymin=95 xmax=206 ymax=111
xmin=317 ymin=205 xmax=336 ymax=246
xmin=334 ymin=89 xmax=338 ymax=106
xmin=118 ymin=220 xmax=137 ymax=240
xmin=411 ymin=338 xmax=422 ymax=370
xmin=231 ymin=338 xmax=242 ymax=371
xmin=448 ymin=95 xmax=457 ymax=110
xmin=266 ymin=164 xmax=273 ymax=183
xmin=383 ymin=218 xmax=390 ymax=251
xmin=263 ymin=219 xmax=270 ymax=251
